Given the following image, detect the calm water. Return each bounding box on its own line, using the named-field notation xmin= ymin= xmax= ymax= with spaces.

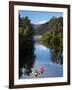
xmin=20 ymin=35 xmax=63 ymax=79
xmin=34 ymin=43 xmax=51 ymax=65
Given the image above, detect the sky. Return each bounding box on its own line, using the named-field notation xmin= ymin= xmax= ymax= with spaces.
xmin=19 ymin=10 xmax=63 ymax=24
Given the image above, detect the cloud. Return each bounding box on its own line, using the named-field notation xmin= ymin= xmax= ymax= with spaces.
xmin=38 ymin=20 xmax=47 ymax=24
xmin=35 ymin=44 xmax=47 ymax=50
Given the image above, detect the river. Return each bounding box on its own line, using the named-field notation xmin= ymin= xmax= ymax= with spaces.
xmin=34 ymin=43 xmax=51 ymax=65
xmin=20 ymin=35 xmax=63 ymax=79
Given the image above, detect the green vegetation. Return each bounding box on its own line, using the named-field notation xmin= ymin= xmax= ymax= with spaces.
xmin=19 ymin=14 xmax=35 ymax=77
xmin=40 ymin=17 xmax=63 ymax=64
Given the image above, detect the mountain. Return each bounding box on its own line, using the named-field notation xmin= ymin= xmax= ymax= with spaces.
xmin=32 ymin=21 xmax=51 ymax=35
xmin=32 ymin=24 xmax=41 ymax=30
xmin=32 ymin=17 xmax=63 ymax=35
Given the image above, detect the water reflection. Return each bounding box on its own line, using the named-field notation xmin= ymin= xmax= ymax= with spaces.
xmin=20 ymin=43 xmax=63 ymax=79
xmin=19 ymin=34 xmax=35 ymax=78
xmin=19 ymin=35 xmax=63 ymax=79
xmin=34 ymin=43 xmax=51 ymax=65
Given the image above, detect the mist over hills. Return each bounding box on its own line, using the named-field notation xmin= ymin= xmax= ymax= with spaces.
xmin=32 ymin=21 xmax=51 ymax=35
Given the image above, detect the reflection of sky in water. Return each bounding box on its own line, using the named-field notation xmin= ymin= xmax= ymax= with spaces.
xmin=34 ymin=43 xmax=51 ymax=65
xmin=20 ymin=43 xmax=63 ymax=79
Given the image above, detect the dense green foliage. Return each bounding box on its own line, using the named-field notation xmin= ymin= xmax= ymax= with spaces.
xmin=40 ymin=17 xmax=63 ymax=64
xmin=19 ymin=14 xmax=35 ymax=77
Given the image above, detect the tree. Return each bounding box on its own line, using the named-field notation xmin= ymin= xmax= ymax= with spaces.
xmin=19 ymin=16 xmax=35 ymax=77
xmin=40 ymin=17 xmax=63 ymax=64
xmin=19 ymin=14 xmax=22 ymax=27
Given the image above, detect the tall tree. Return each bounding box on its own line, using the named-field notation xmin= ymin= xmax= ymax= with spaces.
xmin=19 ymin=16 xmax=35 ymax=77
xmin=40 ymin=17 xmax=63 ymax=64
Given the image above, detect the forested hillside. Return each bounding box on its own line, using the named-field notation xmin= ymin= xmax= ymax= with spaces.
xmin=32 ymin=17 xmax=63 ymax=35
